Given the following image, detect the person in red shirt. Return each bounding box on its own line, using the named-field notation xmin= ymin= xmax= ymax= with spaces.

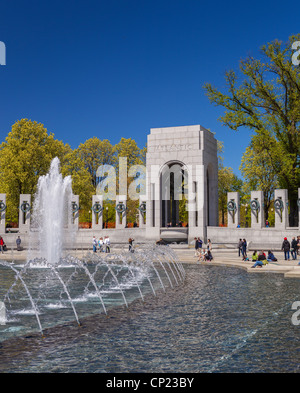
xmin=0 ymin=236 xmax=4 ymax=254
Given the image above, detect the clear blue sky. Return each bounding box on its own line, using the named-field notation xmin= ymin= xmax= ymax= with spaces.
xmin=0 ymin=0 xmax=298 ymax=177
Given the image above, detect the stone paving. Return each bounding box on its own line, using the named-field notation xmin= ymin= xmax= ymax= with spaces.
xmin=1 ymin=246 xmax=300 ymax=279
xmin=174 ymin=248 xmax=300 ymax=278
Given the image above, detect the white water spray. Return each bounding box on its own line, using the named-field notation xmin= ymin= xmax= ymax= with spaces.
xmin=29 ymin=157 xmax=73 ymax=265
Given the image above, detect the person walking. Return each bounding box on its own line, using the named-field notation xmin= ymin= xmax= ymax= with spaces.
xmin=291 ymin=237 xmax=298 ymax=260
xmin=281 ymin=237 xmax=290 ymax=260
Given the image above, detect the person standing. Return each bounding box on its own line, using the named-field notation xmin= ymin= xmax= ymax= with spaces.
xmin=104 ymin=236 xmax=110 ymax=253
xmin=238 ymin=239 xmax=243 ymax=257
xmin=0 ymin=236 xmax=4 ymax=254
xmin=92 ymin=236 xmax=97 ymax=253
xmin=198 ymin=237 xmax=203 ymax=250
xmin=242 ymin=239 xmax=247 ymax=258
xmin=194 ymin=237 xmax=199 ymax=257
xmin=291 ymin=237 xmax=298 ymax=260
xmin=281 ymin=237 xmax=290 ymax=260
xmin=16 ymin=236 xmax=22 ymax=251
xmin=128 ymin=238 xmax=134 ymax=253
xmin=207 ymin=239 xmax=212 ymax=252
xmin=98 ymin=237 xmax=104 ymax=252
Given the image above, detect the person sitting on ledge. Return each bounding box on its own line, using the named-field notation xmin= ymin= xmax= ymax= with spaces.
xmin=198 ymin=248 xmax=206 ymax=262
xmin=205 ymin=250 xmax=213 ymax=261
xmin=252 ymin=251 xmax=258 ymax=262
xmin=156 ymin=238 xmax=167 ymax=246
xmin=267 ymin=250 xmax=277 ymax=262
xmin=252 ymin=251 xmax=268 ymax=268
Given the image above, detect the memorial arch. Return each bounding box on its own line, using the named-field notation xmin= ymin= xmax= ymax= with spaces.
xmin=145 ymin=125 xmax=218 ymax=243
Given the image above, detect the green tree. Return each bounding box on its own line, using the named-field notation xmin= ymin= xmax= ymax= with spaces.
xmin=204 ymin=34 xmax=300 ymax=226
xmin=239 ymin=133 xmax=279 ymax=220
xmin=77 ymin=137 xmax=116 ymax=190
xmin=114 ymin=137 xmax=146 ymax=169
xmin=218 ymin=166 xmax=243 ymax=226
xmin=114 ymin=138 xmax=147 ymax=225
xmin=60 ymin=149 xmax=94 ymax=222
xmin=0 ymin=119 xmax=69 ymax=221
xmin=217 ymin=140 xmax=243 ymax=225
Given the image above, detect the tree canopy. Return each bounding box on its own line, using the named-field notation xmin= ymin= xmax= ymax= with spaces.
xmin=0 ymin=119 xmax=69 ymax=221
xmin=0 ymin=119 xmax=147 ymax=225
xmin=204 ymin=34 xmax=300 ymax=225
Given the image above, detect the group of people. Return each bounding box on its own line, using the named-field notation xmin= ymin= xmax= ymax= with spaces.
xmin=238 ymin=235 xmax=300 ymax=268
xmin=194 ymin=237 xmax=213 ymax=262
xmin=238 ymin=239 xmax=248 ymax=259
xmin=281 ymin=236 xmax=300 ymax=260
xmin=251 ymin=250 xmax=277 ymax=268
xmin=92 ymin=235 xmax=110 ymax=253
xmin=0 ymin=235 xmax=22 ymax=253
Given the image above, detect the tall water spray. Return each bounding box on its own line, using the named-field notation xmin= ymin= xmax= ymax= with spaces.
xmin=29 ymin=157 xmax=74 ymax=265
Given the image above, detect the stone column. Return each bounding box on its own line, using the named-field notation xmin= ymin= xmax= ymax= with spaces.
xmin=92 ymin=195 xmax=103 ymax=230
xmin=188 ymin=180 xmax=197 ymax=230
xmin=250 ymin=190 xmax=264 ymax=228
xmin=19 ymin=194 xmax=31 ymax=232
xmin=69 ymin=195 xmax=79 ymax=229
xmin=196 ymin=165 xmax=207 ymax=239
xmin=0 ymin=194 xmax=6 ymax=233
xmin=227 ymin=192 xmax=240 ymax=228
xmin=274 ymin=189 xmax=288 ymax=229
xmin=138 ymin=196 xmax=146 ymax=228
xmin=116 ymin=196 xmax=127 ymax=229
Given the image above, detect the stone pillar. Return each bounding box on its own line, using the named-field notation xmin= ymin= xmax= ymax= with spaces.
xmin=116 ymin=196 xmax=127 ymax=229
xmin=196 ymin=164 xmax=207 ymax=240
xmin=227 ymin=192 xmax=240 ymax=228
xmin=69 ymin=195 xmax=79 ymax=229
xmin=92 ymin=195 xmax=103 ymax=230
xmin=19 ymin=194 xmax=31 ymax=233
xmin=188 ymin=179 xmax=197 ymax=230
xmin=250 ymin=190 xmax=264 ymax=228
xmin=274 ymin=189 xmax=288 ymax=229
xmin=138 ymin=196 xmax=146 ymax=228
xmin=0 ymin=194 xmax=6 ymax=233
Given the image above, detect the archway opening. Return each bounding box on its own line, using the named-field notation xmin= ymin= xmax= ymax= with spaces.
xmin=160 ymin=162 xmax=188 ymax=228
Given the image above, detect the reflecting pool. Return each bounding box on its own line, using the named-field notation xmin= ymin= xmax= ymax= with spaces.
xmin=1 ymin=263 xmax=300 ymax=373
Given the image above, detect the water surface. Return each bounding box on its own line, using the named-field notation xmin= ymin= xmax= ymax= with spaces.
xmin=1 ymin=264 xmax=300 ymax=372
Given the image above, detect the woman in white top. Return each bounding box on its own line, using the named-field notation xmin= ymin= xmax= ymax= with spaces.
xmin=98 ymin=237 xmax=104 ymax=252
xmin=207 ymin=239 xmax=212 ymax=251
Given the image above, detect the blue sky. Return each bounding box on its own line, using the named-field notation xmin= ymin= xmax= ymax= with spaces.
xmin=0 ymin=0 xmax=298 ymax=177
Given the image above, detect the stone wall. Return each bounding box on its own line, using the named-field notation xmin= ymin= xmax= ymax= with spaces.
xmin=207 ymin=226 xmax=300 ymax=251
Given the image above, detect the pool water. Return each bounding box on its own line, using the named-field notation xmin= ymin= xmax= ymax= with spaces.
xmin=1 ymin=263 xmax=300 ymax=372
